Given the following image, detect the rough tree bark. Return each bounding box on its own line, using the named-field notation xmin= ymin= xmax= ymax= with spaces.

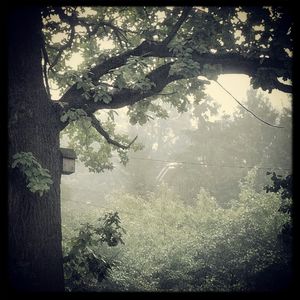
xmin=8 ymin=7 xmax=64 ymax=291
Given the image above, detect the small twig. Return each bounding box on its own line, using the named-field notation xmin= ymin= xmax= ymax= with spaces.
xmin=85 ymin=18 xmax=132 ymax=41
xmin=145 ymin=114 xmax=154 ymax=120
xmin=157 ymin=91 xmax=178 ymax=96
xmin=48 ymin=8 xmax=78 ymax=72
xmin=49 ymin=24 xmax=76 ymax=71
xmin=98 ymin=82 xmax=118 ymax=89
xmin=113 ymin=29 xmax=125 ymax=49
xmin=214 ymin=80 xmax=284 ymax=129
xmin=162 ymin=7 xmax=193 ymax=46
xmin=43 ymin=59 xmax=51 ymax=98
xmin=88 ymin=113 xmax=138 ymax=149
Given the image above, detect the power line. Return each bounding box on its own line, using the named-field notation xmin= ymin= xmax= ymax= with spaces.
xmin=214 ymin=80 xmax=284 ymax=129
xmin=62 ymin=160 xmax=291 ymax=210
xmin=126 ymin=156 xmax=291 ymax=171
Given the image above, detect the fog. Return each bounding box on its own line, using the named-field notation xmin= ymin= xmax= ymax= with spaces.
xmin=61 ymin=76 xmax=291 ymax=208
xmin=60 ymin=77 xmax=292 ymax=292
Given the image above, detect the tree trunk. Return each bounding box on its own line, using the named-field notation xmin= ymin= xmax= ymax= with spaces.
xmin=8 ymin=7 xmax=65 ymax=291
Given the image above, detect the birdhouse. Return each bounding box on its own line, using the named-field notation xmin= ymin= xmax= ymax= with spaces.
xmin=60 ymin=148 xmax=77 ymax=175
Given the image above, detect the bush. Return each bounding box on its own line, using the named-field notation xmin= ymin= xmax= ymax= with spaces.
xmin=98 ymin=178 xmax=291 ymax=291
xmin=61 ymin=170 xmax=292 ymax=291
xmin=62 ymin=212 xmax=126 ymax=291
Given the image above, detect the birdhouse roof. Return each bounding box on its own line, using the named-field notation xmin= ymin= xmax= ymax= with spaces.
xmin=60 ymin=148 xmax=77 ymax=159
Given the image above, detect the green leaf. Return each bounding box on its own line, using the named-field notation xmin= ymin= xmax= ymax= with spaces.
xmin=61 ymin=114 xmax=69 ymax=123
xmin=11 ymin=151 xmax=53 ymax=197
xmin=102 ymin=94 xmax=112 ymax=104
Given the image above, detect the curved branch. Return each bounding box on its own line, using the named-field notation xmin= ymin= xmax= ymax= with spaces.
xmin=57 ymin=38 xmax=291 ymax=123
xmin=88 ymin=113 xmax=138 ymax=150
xmin=61 ymin=62 xmax=182 ymax=115
xmin=59 ymin=40 xmax=169 ymax=105
xmin=61 ymin=43 xmax=291 ymax=110
xmin=60 ymin=51 xmax=291 ymax=121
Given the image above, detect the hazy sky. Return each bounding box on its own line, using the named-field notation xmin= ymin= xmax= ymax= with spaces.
xmin=206 ymin=74 xmax=291 ymax=115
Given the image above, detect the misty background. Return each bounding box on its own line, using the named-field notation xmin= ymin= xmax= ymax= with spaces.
xmin=60 ymin=76 xmax=292 ymax=210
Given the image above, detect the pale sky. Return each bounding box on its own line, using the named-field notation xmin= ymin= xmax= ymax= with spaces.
xmin=206 ymin=74 xmax=292 ymax=116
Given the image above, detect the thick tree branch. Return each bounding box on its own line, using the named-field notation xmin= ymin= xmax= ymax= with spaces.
xmin=60 ymin=62 xmax=181 ymax=116
xmin=61 ymin=42 xmax=290 ymax=107
xmin=88 ymin=113 xmax=138 ymax=150
xmin=89 ymin=40 xmax=169 ymax=80
xmin=58 ymin=39 xmax=291 ymax=127
xmin=190 ymin=52 xmax=290 ymax=77
xmin=59 ymin=40 xmax=168 ymax=106
xmin=60 ymin=49 xmax=290 ymax=114
xmin=162 ymin=7 xmax=193 ymax=46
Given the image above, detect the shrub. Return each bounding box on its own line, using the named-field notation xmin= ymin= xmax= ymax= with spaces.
xmin=98 ymin=179 xmax=291 ymax=291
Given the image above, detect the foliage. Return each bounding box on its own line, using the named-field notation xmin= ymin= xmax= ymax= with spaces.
xmin=263 ymin=172 xmax=292 ymax=272
xmin=60 ymin=108 xmax=90 ymax=123
xmin=11 ymin=152 xmax=53 ymax=196
xmin=166 ymin=89 xmax=292 ymax=206
xmin=89 ymin=176 xmax=292 ymax=292
xmin=265 ymin=172 xmax=292 ymax=202
xmin=40 ymin=6 xmax=292 ymax=173
xmin=61 ymin=115 xmax=143 ymax=173
xmin=63 ymin=212 xmax=126 ymax=291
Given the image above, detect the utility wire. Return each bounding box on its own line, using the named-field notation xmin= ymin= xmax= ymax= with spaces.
xmin=214 ymin=80 xmax=284 ymax=129
xmin=124 ymin=156 xmax=291 ymax=171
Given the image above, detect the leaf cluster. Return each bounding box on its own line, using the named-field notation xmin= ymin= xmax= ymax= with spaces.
xmin=60 ymin=108 xmax=89 ymax=123
xmin=62 ymin=114 xmax=143 ymax=172
xmin=265 ymin=172 xmax=292 ymax=213
xmin=169 ymin=44 xmax=200 ymax=78
xmin=63 ymin=211 xmax=126 ymax=291
xmin=11 ymin=152 xmax=53 ymax=196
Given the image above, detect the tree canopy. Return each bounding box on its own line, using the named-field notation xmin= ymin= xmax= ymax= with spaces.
xmin=41 ymin=6 xmax=293 ymax=171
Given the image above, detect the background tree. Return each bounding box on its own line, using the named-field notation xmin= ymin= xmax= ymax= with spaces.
xmin=166 ymin=89 xmax=292 ymax=206
xmin=8 ymin=6 xmax=293 ymax=291
xmin=120 ymin=105 xmax=195 ymax=196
